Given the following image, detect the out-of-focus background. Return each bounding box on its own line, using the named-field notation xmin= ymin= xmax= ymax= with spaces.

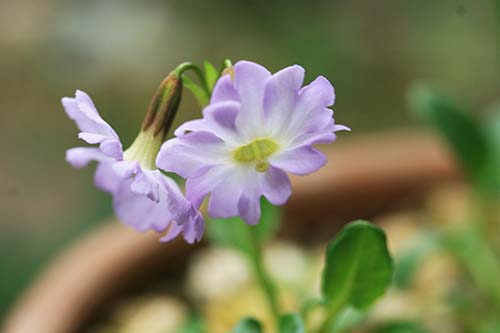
xmin=1 ymin=0 xmax=499 ymax=321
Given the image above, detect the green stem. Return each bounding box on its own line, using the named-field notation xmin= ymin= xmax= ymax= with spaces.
xmin=318 ymin=299 xmax=344 ymax=333
xmin=174 ymin=62 xmax=211 ymax=100
xmin=247 ymin=227 xmax=280 ymax=329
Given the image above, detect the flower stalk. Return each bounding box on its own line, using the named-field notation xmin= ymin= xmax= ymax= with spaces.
xmin=247 ymin=227 xmax=281 ymax=329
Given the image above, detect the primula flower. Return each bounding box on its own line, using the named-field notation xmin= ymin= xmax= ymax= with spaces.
xmin=63 ymin=86 xmax=204 ymax=243
xmin=157 ymin=61 xmax=349 ymax=225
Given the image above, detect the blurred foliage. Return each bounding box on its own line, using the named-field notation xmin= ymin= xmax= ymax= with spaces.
xmin=2 ymin=0 xmax=500 ymax=322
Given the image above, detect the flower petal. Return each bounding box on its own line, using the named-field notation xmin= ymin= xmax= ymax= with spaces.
xmin=234 ymin=61 xmax=271 ymax=139
xmin=206 ymin=166 xmax=248 ymax=218
xmin=112 ymin=160 xmax=139 ymax=178
xmin=63 ymin=90 xmax=123 ymax=159
xmin=298 ymin=75 xmax=335 ymax=108
xmin=94 ymin=162 xmax=121 ymax=193
xmin=179 ymin=212 xmax=205 ymax=244
xmin=211 ymin=74 xmax=239 ymax=103
xmin=113 ymin=179 xmax=166 ymax=232
xmin=130 ymin=169 xmax=160 ymax=202
xmin=238 ymin=191 xmax=261 ymax=225
xmin=263 ymin=65 xmax=304 ymax=134
xmin=270 ymin=146 xmax=327 ymax=175
xmin=66 ymin=147 xmax=111 ymax=168
xmin=99 ymin=138 xmax=123 ymax=159
xmin=279 ymin=76 xmax=336 ymax=140
xmin=159 ymin=221 xmax=183 ymax=243
xmin=234 ymin=61 xmax=271 ymax=108
xmin=174 ymin=101 xmax=243 ymax=145
xmin=62 ymin=90 xmax=119 ymax=139
xmin=260 ymin=166 xmax=292 ymax=205
xmin=157 ymin=132 xmax=230 ymax=179
xmin=185 ymin=165 xmax=229 ymax=208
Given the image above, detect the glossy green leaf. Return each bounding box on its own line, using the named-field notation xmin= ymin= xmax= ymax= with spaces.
xmin=204 ymin=61 xmax=219 ymax=92
xmin=321 ymin=220 xmax=393 ymax=310
xmin=207 ymin=198 xmax=281 ymax=255
xmin=233 ymin=317 xmax=263 ymax=333
xmin=183 ymin=75 xmax=209 ymax=107
xmin=278 ymin=313 xmax=305 ymax=333
xmin=408 ymin=84 xmax=496 ymax=195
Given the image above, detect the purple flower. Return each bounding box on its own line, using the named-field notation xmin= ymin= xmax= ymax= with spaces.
xmin=63 ymin=90 xmax=204 ymax=243
xmin=156 ymin=61 xmax=349 ymax=225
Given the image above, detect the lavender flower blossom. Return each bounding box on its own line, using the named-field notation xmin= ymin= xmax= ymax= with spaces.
xmin=157 ymin=61 xmax=349 ymax=225
xmin=63 ymin=89 xmax=204 ymax=243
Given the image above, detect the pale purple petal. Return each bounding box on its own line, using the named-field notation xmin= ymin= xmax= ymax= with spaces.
xmin=78 ymin=132 xmax=108 ymax=144
xmin=66 ymin=147 xmax=111 ymax=168
xmin=206 ymin=166 xmax=249 ymax=218
xmin=157 ymin=132 xmax=229 ymax=179
xmin=112 ymin=160 xmax=139 ymax=178
xmin=260 ymin=166 xmax=291 ymax=205
xmin=174 ymin=101 xmax=242 ymax=145
xmin=159 ymin=222 xmax=183 ymax=243
xmin=178 ymin=211 xmax=205 ymax=244
xmin=185 ymin=165 xmax=229 ymax=208
xmin=113 ymin=170 xmax=204 ymax=242
xmin=234 ymin=61 xmax=271 ymax=139
xmin=130 ymin=169 xmax=160 ymax=202
xmin=280 ymin=76 xmax=336 ymax=139
xmin=263 ymin=65 xmax=304 ymax=133
xmin=63 ymin=90 xmax=123 ymax=159
xmin=211 ymin=74 xmax=239 ymax=104
xmin=234 ymin=61 xmax=270 ymax=108
xmin=62 ymin=90 xmax=119 ymax=139
xmin=113 ymin=177 xmax=174 ymax=233
xmin=157 ymin=175 xmax=206 ymax=243
xmin=94 ymin=162 xmax=121 ymax=193
xmin=334 ymin=124 xmax=351 ymax=131
xmin=238 ymin=191 xmax=261 ymax=225
xmin=270 ymin=146 xmax=327 ymax=175
xmin=99 ymin=139 xmax=123 ymax=159
xmin=290 ymin=132 xmax=337 ymax=148
xmin=298 ymin=75 xmax=335 ymax=108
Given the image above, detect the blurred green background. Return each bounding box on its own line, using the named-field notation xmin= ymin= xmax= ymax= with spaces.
xmin=1 ymin=0 xmax=499 ymax=321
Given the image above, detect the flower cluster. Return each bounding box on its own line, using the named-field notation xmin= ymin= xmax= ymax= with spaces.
xmin=157 ymin=61 xmax=349 ymax=225
xmin=63 ymin=61 xmax=348 ymax=241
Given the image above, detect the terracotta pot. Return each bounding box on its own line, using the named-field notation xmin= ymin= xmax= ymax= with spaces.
xmin=2 ymin=129 xmax=460 ymax=333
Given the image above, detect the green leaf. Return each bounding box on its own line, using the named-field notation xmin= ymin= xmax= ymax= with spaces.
xmin=233 ymin=317 xmax=263 ymax=333
xmin=183 ymin=75 xmax=209 ymax=107
xmin=204 ymin=61 xmax=219 ymax=92
xmin=207 ymin=198 xmax=281 ymax=255
xmin=278 ymin=313 xmax=305 ymax=333
xmin=408 ymin=84 xmax=496 ymax=196
xmin=321 ymin=220 xmax=393 ymax=311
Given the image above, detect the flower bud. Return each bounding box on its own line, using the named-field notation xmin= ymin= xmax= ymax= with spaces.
xmin=124 ymin=72 xmax=182 ymax=170
xmin=141 ymin=72 xmax=183 ymax=140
